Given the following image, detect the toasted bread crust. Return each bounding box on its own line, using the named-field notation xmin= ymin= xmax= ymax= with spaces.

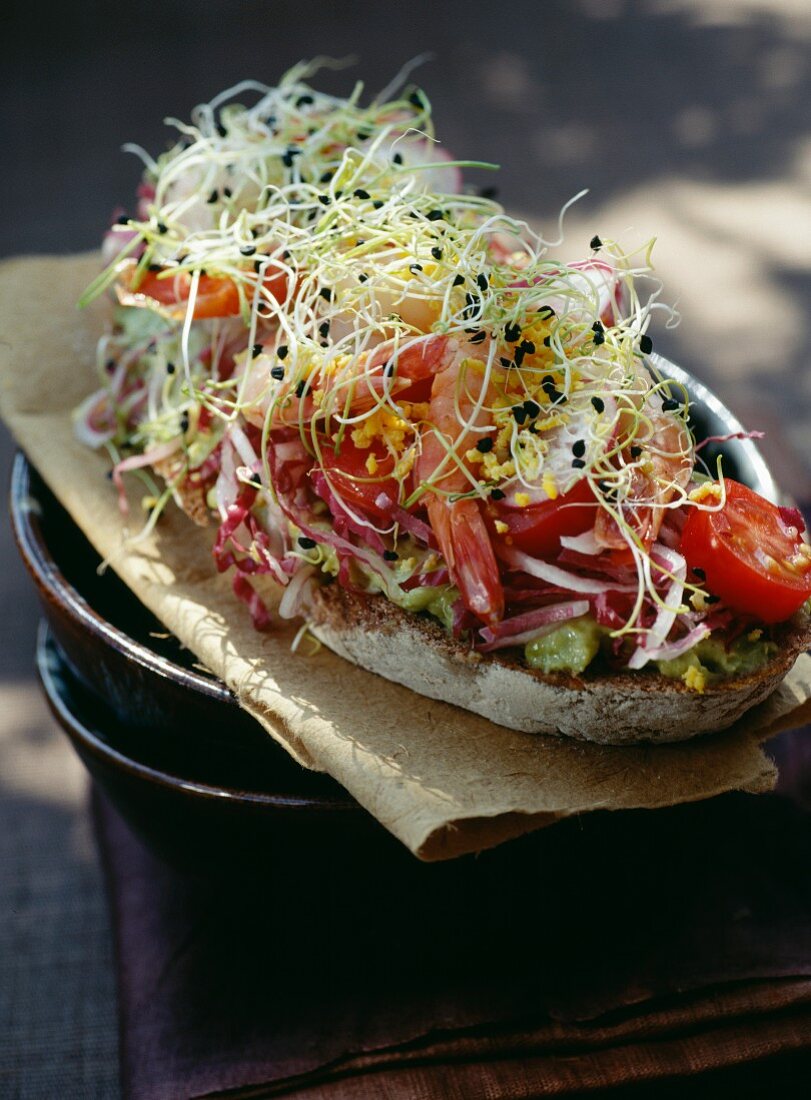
xmin=308 ymin=584 xmax=811 ymax=744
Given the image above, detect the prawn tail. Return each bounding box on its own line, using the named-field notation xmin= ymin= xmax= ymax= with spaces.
xmin=440 ymin=497 xmax=504 ymax=625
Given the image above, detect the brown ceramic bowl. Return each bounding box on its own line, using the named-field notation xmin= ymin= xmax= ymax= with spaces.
xmin=11 ymin=453 xmax=380 ymax=868
xmin=35 ymin=623 xmax=394 ymax=871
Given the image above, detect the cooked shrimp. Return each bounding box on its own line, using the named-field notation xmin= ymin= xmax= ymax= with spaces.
xmin=415 ymin=341 xmax=505 ymax=625
xmin=241 ymin=332 xmax=448 ymax=429
xmin=594 ymin=409 xmax=693 ymax=551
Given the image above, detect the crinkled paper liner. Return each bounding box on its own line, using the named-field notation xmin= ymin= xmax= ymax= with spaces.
xmin=2 ymin=254 xmax=809 ymax=859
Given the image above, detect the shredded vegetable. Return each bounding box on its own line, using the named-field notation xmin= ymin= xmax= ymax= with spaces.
xmin=75 ymin=60 xmax=790 ymax=679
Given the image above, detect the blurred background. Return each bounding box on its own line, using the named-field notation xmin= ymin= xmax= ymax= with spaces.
xmin=1 ymin=1 xmax=809 ymax=1095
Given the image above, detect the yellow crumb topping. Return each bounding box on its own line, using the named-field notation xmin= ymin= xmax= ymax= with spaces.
xmin=682 ymin=664 xmax=706 ymax=693
xmin=689 ymin=482 xmax=722 ymax=504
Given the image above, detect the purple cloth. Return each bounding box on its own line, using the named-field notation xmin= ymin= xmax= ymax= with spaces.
xmin=93 ymin=726 xmax=811 ymax=1100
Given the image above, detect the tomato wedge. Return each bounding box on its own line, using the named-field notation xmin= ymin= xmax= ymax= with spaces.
xmin=130 ymin=265 xmax=290 ymax=319
xmin=488 ymin=479 xmax=598 ymax=557
xmin=680 ymin=479 xmax=811 ymax=623
xmin=320 ymin=438 xmax=402 ymax=522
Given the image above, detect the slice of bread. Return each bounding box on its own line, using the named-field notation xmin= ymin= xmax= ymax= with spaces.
xmin=308 ymin=584 xmax=811 ymax=745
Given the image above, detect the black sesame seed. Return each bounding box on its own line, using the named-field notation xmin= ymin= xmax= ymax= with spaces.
xmin=476 ymin=437 xmax=494 ymax=453
xmin=490 ymin=487 xmax=506 ymax=500
xmin=383 ymin=549 xmax=399 ymax=561
xmin=298 ymin=536 xmax=316 ymax=549
xmin=115 ymin=214 xmax=130 ymax=225
xmin=592 ymin=320 xmax=604 ymax=333
xmin=277 ymin=345 xmax=289 ymax=360
xmin=392 ymin=153 xmax=403 ymax=165
xmin=572 ymin=439 xmax=586 ymax=458
xmin=591 ymin=396 xmax=605 ymax=413
xmin=504 ymin=322 xmax=522 ymax=343
xmin=223 ymin=187 xmax=232 ymax=199
xmin=537 ymin=305 xmax=556 ymax=319
xmin=358 ymin=273 xmax=368 ymax=283
xmin=319 ymin=287 xmax=333 ymax=302
xmin=156 ymin=222 xmax=167 ymax=234
xmin=281 ymin=250 xmax=291 ymax=260
xmin=295 ymin=381 xmax=308 ymax=399
xmin=452 ymin=274 xmax=465 ymax=287
xmin=296 ymin=94 xmax=314 ymax=108
xmin=409 ymin=263 xmax=423 ymax=274
xmin=518 ymin=339 xmax=536 ymax=355
xmin=427 ymin=209 xmax=443 ymax=221
xmin=630 ymin=445 xmax=643 ymax=458
xmin=513 ymin=346 xmax=526 ymax=368
xmin=318 ymin=194 xmax=331 ymax=206
xmin=543 ymin=335 xmax=551 ymax=347
xmin=462 ymin=292 xmax=480 ymax=320
xmin=662 ymin=398 xmax=680 ymax=412
xmin=524 ymin=399 xmax=541 ymax=419
xmin=593 ymin=330 xmax=605 ymax=346
xmin=270 ymin=366 xmax=285 ymax=381
xmin=240 ymin=245 xmax=257 ymax=256
xmin=166 ymin=361 xmax=175 ymax=375
xmin=354 ymin=188 xmax=370 ymax=200
xmin=499 ymin=357 xmax=513 ymax=368
xmin=384 ymin=360 xmax=395 ymax=377
xmin=180 ymin=414 xmax=189 ymax=433
xmin=512 ymin=405 xmax=529 ymax=425
xmin=469 ymin=331 xmax=487 ymax=344
xmin=590 ymin=235 xmax=602 ymax=250
xmin=476 ymin=273 xmax=488 ymax=292
xmin=639 ymin=334 xmax=653 ymax=355
xmin=206 ymin=189 xmax=219 ymax=204
xmin=320 ymin=170 xmax=334 ymax=183
xmin=318 ymin=321 xmax=330 ymax=339
xmin=252 ymin=343 xmax=263 ymax=358
xmin=572 ymin=457 xmax=586 ymax=469
xmin=254 ymin=259 xmax=264 ymax=272
xmin=372 ymin=200 xmax=384 ymax=210
xmin=431 ymin=247 xmax=443 ymax=260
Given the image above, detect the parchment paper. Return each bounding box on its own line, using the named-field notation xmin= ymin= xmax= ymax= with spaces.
xmin=2 ymin=253 xmax=809 ymax=860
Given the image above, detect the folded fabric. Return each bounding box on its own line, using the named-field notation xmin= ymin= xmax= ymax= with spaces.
xmin=93 ymin=724 xmax=811 ymax=1099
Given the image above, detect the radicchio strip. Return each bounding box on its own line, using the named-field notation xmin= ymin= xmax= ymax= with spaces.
xmin=478 ymin=600 xmax=590 ymax=652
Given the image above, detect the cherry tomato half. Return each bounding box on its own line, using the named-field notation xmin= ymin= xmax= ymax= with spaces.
xmin=488 ymin=479 xmax=598 ymax=557
xmin=320 ymin=438 xmax=402 ymax=522
xmin=679 ymin=479 xmax=811 ymax=623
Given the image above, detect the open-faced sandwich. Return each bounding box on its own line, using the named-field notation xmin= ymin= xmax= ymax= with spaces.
xmin=76 ymin=61 xmax=811 ymax=744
